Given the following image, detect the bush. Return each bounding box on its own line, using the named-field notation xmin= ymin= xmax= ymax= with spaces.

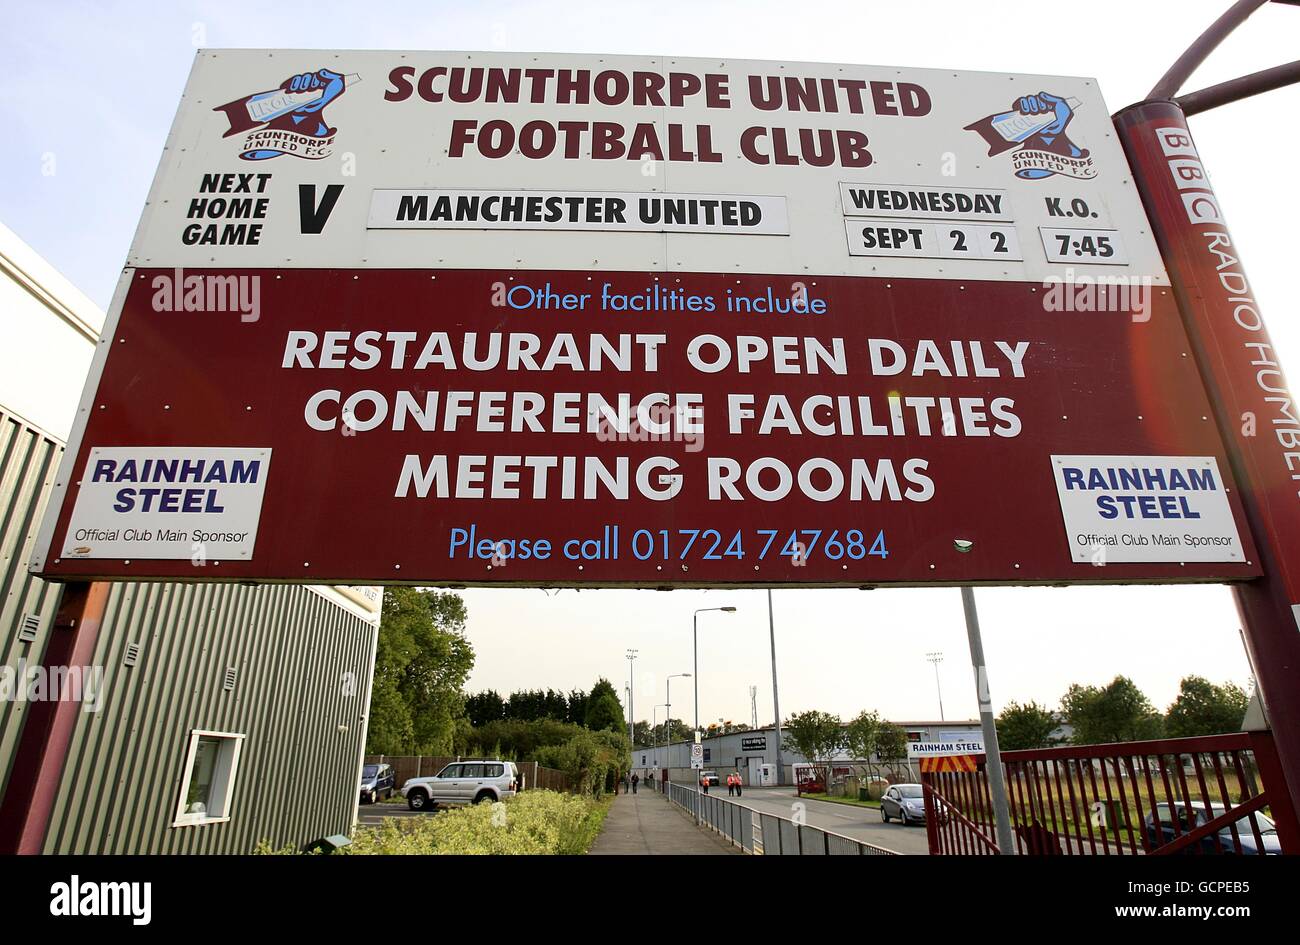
xmin=345 ymin=791 xmax=609 ymax=855
xmin=534 ymin=728 xmax=629 ymax=798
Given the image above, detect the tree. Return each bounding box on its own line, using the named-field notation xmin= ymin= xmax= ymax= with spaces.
xmin=584 ymin=678 xmax=625 ymax=732
xmin=876 ymin=724 xmax=908 ymax=763
xmin=844 ymin=710 xmax=884 ymax=764
xmin=366 ymin=588 xmax=474 ymax=754
xmin=649 ymin=718 xmax=692 ymax=745
xmin=465 ymin=690 xmax=505 ymax=727
xmin=565 ymin=688 xmax=589 ymax=726
xmin=457 ymin=718 xmax=586 ymax=760
xmin=1061 ymin=676 xmax=1164 ymax=745
xmin=781 ymin=710 xmax=845 ymax=787
xmin=1165 ymin=676 xmax=1250 ymax=738
xmin=996 ymin=701 xmax=1061 ymax=750
xmin=502 ymin=687 xmax=571 ymax=721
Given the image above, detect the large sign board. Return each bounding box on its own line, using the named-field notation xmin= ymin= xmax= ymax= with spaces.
xmin=32 ymin=51 xmax=1258 ymax=586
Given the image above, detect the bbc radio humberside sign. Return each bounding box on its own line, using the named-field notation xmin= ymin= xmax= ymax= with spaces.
xmin=31 ymin=50 xmax=1257 ymax=587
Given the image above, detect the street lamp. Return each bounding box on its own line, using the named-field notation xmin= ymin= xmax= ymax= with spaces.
xmin=692 ymin=606 xmax=734 ymax=825
xmin=626 ymin=649 xmax=638 ymax=754
xmin=651 ymin=703 xmax=668 ymax=769
xmin=926 ymin=651 xmax=945 ymax=721
xmin=693 ymin=607 xmax=736 ymax=734
xmin=768 ymin=589 xmax=785 ymax=786
xmin=666 ymin=673 xmax=690 ymax=775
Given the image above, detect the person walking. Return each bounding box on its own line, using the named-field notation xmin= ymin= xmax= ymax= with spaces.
xmin=700 ymin=772 xmax=709 ymax=794
xmin=631 ymin=772 xmax=640 ymax=794
xmin=647 ymin=770 xmax=656 ymax=792
xmin=726 ymin=772 xmax=736 ymax=797
xmin=735 ymin=772 xmax=743 ymax=798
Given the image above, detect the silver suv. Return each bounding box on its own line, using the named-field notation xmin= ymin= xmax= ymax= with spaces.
xmin=402 ymin=759 xmax=520 ymax=811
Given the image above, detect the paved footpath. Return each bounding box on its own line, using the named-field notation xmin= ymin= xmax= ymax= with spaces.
xmin=589 ymin=790 xmax=739 ymax=855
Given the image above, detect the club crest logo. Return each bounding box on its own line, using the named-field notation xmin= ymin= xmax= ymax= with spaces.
xmin=965 ymin=91 xmax=1096 ymax=180
xmin=213 ymin=69 xmax=356 ymax=161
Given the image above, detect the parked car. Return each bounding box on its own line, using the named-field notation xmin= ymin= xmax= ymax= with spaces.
xmin=699 ymin=770 xmax=720 ymax=787
xmin=1145 ymin=803 xmax=1280 ymax=855
xmin=402 ymin=759 xmax=519 ymax=811
xmin=880 ymin=783 xmax=928 ymax=826
xmin=359 ymin=763 xmax=395 ymax=804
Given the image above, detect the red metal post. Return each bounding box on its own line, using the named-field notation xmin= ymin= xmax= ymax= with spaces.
xmin=1247 ymin=730 xmax=1300 ymax=850
xmin=1115 ymin=101 xmax=1300 ymax=850
xmin=0 ymin=582 xmax=109 ymax=854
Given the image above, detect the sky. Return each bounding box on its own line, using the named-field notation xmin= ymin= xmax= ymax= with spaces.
xmin=2 ymin=0 xmax=1296 ymax=727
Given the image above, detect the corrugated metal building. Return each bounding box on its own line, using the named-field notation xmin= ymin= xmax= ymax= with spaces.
xmin=634 ymin=719 xmax=985 ymax=784
xmin=0 ymin=221 xmax=379 ymax=853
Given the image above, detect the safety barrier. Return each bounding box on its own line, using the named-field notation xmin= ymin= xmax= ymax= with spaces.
xmin=921 ymin=731 xmax=1296 ymax=855
xmin=665 ymin=781 xmax=896 ymax=855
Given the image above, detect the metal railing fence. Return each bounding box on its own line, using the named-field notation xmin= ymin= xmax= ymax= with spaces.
xmin=665 ymin=781 xmax=896 ymax=855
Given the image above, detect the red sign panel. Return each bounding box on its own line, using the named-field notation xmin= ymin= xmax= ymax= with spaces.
xmin=33 ymin=267 xmax=1259 ymax=586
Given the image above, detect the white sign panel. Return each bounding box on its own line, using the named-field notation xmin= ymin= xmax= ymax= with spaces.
xmin=908 ymin=737 xmax=986 ymax=758
xmin=1039 ymin=226 xmax=1129 ymax=265
xmin=368 ymin=189 xmax=789 ymax=234
xmin=61 ymin=447 xmax=272 ymax=561
xmin=126 ymin=50 xmax=1168 ymax=284
xmin=839 ymin=183 xmax=1012 ymax=221
xmin=691 ymin=743 xmax=704 ymax=769
xmin=843 ymin=219 xmax=1022 ymax=260
xmin=1051 ymin=455 xmax=1245 ymax=563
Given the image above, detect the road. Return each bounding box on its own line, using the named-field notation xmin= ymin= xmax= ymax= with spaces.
xmin=358 ymin=788 xmax=933 ymax=855
xmin=356 ymin=802 xmax=429 ymax=826
xmin=717 ymin=786 xmax=932 ymax=855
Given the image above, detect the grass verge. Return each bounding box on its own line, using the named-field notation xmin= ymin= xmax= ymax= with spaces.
xmin=801 ymin=792 xmax=882 ymax=810
xmin=259 ymin=790 xmax=613 ymax=855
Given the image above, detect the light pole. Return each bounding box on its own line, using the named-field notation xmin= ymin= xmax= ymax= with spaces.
xmin=960 ymin=586 xmax=1015 ymax=855
xmin=950 ymin=536 xmax=1014 ymax=854
xmin=693 ymin=606 xmax=735 ymax=824
xmin=651 ymin=704 xmax=667 ymax=769
xmin=666 ymin=672 xmax=690 ymax=778
xmin=926 ymin=651 xmax=945 ymax=721
xmin=768 ymin=589 xmax=784 ymax=786
xmin=693 ymin=607 xmax=736 ymax=735
xmin=626 ymin=649 xmax=638 ymax=761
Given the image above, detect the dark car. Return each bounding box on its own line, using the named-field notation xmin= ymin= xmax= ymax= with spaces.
xmin=360 ymin=763 xmax=395 ymax=804
xmin=880 ymin=783 xmax=928 ymax=826
xmin=1145 ymin=803 xmax=1280 ymax=855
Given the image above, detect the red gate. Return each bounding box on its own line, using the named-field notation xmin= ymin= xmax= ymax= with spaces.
xmin=922 ymin=732 xmax=1295 ymax=855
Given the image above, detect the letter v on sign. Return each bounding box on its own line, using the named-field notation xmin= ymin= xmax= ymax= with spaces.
xmin=299 ymin=183 xmax=343 ymax=234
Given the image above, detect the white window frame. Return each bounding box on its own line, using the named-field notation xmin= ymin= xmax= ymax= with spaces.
xmin=172 ymin=729 xmax=246 ymax=828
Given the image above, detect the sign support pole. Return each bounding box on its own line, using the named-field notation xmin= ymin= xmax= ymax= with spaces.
xmin=1115 ymin=100 xmax=1300 ymax=848
xmin=0 ymin=581 xmax=110 ymax=854
xmin=960 ymin=586 xmax=1016 ymax=855
xmin=767 ymin=589 xmax=784 ymax=786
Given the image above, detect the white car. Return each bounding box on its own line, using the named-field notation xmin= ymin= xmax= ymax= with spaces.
xmin=402 ymin=760 xmax=519 ymax=811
